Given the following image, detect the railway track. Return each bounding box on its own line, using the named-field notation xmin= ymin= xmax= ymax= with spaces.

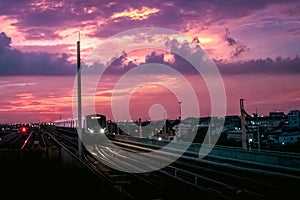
xmin=109 ymin=136 xmax=300 ymax=200
xmin=0 ymin=126 xmax=58 ymax=149
xmin=41 ymin=126 xmax=300 ymax=199
xmin=0 ymin=131 xmax=32 ymax=148
xmin=42 ymin=126 xmax=225 ymax=199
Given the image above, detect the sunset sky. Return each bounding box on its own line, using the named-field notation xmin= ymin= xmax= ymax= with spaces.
xmin=0 ymin=0 xmax=300 ymax=123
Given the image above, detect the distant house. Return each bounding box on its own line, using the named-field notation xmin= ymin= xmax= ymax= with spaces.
xmin=278 ymin=132 xmax=300 ymax=145
xmin=224 ymin=115 xmax=241 ymax=131
xmin=267 ymin=129 xmax=283 ymax=144
xmin=225 ymin=130 xmax=253 ymax=143
xmin=174 ymin=123 xmax=192 ymax=137
xmin=269 ymin=111 xmax=285 ymax=118
xmin=261 ymin=112 xmax=286 ymax=132
xmin=288 ymin=110 xmax=300 ymax=127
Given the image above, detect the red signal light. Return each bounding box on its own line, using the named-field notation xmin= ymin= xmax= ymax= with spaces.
xmin=21 ymin=127 xmax=27 ymax=133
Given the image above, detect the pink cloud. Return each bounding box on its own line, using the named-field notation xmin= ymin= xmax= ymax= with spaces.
xmin=1 ymin=0 xmax=300 ymax=123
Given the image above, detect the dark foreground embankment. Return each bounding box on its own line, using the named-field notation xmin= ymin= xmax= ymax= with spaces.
xmin=0 ymin=148 xmax=127 ymax=199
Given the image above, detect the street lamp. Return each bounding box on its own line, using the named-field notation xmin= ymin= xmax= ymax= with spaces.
xmin=77 ymin=37 xmax=82 ymax=160
xmin=256 ymin=110 xmax=260 ymax=152
xmin=178 ymin=101 xmax=182 ymax=139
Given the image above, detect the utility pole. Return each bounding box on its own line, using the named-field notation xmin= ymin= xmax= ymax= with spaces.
xmin=77 ymin=34 xmax=82 ymax=160
xmin=178 ymin=101 xmax=182 ymax=120
xmin=126 ymin=120 xmax=129 ymax=135
xmin=164 ymin=113 xmax=167 ymax=136
xmin=208 ymin=121 xmax=211 ymax=146
xmin=178 ymin=101 xmax=182 ymax=138
xmin=240 ymin=99 xmax=247 ymax=150
xmin=139 ymin=118 xmax=142 ymax=138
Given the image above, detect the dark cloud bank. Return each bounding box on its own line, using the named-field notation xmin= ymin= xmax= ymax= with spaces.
xmin=0 ymin=32 xmax=75 ymax=76
xmin=0 ymin=32 xmax=299 ymax=76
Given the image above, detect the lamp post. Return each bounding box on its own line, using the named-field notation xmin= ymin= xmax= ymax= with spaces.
xmin=178 ymin=101 xmax=182 ymax=120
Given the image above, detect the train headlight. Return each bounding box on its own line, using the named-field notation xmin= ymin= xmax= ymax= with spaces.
xmin=88 ymin=128 xmax=94 ymax=134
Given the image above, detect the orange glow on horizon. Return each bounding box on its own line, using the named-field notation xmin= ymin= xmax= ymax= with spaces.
xmin=0 ymin=16 xmax=24 ymax=45
xmin=199 ymin=37 xmax=213 ymax=44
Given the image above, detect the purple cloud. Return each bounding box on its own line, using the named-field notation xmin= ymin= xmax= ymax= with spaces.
xmin=217 ymin=56 xmax=300 ymax=75
xmin=224 ymin=28 xmax=249 ymax=58
xmin=0 ymin=32 xmax=75 ymax=76
xmin=286 ymin=27 xmax=300 ymax=36
xmin=2 ymin=29 xmax=299 ymax=77
xmin=83 ymin=35 xmax=300 ymax=77
xmin=1 ymin=0 xmax=299 ymax=42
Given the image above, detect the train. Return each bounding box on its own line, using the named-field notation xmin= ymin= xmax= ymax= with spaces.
xmin=54 ymin=114 xmax=107 ymax=135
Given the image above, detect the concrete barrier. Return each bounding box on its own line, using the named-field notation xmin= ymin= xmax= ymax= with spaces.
xmin=111 ymin=135 xmax=300 ymax=169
